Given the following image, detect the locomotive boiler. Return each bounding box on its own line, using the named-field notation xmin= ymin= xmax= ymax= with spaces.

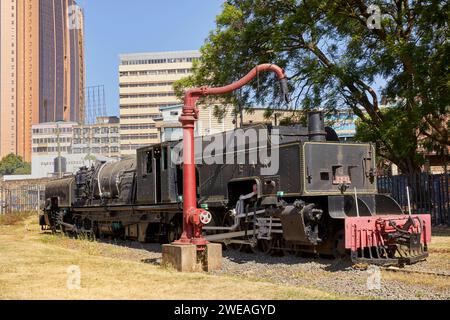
xmin=40 ymin=111 xmax=431 ymax=266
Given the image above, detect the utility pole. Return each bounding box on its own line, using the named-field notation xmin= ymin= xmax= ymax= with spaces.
xmin=56 ymin=122 xmax=62 ymax=178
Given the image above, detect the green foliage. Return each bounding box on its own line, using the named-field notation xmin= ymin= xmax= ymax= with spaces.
xmin=13 ymin=163 xmax=32 ymax=175
xmin=84 ymin=154 xmax=97 ymax=162
xmin=174 ymin=0 xmax=450 ymax=174
xmin=0 ymin=154 xmax=31 ymax=176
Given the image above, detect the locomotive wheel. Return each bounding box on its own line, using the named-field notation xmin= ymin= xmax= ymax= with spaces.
xmin=59 ymin=224 xmax=66 ymax=235
xmin=258 ymin=239 xmax=273 ymax=255
xmin=239 ymin=243 xmax=257 ymax=254
xmin=332 ymin=230 xmax=347 ymax=259
xmin=238 ymin=236 xmax=258 ymax=253
xmin=271 ymin=237 xmax=286 ymax=256
xmin=93 ymin=222 xmax=100 ymax=239
xmin=167 ymin=222 xmax=182 ymax=243
xmin=224 ymin=243 xmax=241 ymax=251
xmin=282 ymin=242 xmax=296 ymax=256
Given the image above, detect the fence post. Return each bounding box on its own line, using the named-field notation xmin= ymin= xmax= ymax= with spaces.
xmin=37 ymin=186 xmax=40 ymax=214
xmin=444 ymin=162 xmax=448 ymax=225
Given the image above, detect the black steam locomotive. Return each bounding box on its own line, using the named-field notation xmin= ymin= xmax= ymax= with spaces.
xmin=40 ymin=112 xmax=431 ymax=266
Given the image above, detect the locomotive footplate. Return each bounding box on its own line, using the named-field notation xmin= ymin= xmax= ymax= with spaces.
xmin=345 ymin=215 xmax=432 ymax=266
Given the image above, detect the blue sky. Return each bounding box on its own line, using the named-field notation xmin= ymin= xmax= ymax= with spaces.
xmin=78 ymin=0 xmax=224 ymax=116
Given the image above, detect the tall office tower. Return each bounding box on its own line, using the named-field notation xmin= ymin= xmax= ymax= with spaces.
xmin=0 ymin=0 xmax=19 ymax=158
xmin=17 ymin=0 xmax=40 ymax=163
xmin=39 ymin=0 xmax=85 ymax=124
xmin=0 ymin=0 xmax=85 ymax=162
xmin=119 ymin=50 xmax=201 ymax=155
xmin=68 ymin=0 xmax=85 ymax=124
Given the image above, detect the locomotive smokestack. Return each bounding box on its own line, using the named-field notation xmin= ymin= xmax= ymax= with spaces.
xmin=308 ymin=111 xmax=326 ymax=142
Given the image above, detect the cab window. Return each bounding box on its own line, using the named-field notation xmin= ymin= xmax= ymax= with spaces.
xmin=146 ymin=150 xmax=153 ymax=174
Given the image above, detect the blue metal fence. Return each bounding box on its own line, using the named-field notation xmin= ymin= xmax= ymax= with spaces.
xmin=377 ymin=173 xmax=450 ymax=225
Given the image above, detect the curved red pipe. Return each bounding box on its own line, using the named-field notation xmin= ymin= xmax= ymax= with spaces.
xmin=186 ymin=64 xmax=286 ymax=99
xmin=175 ymin=64 xmax=287 ymax=247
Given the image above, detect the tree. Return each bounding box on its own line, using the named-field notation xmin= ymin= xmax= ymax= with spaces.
xmin=0 ymin=154 xmax=32 ymax=176
xmin=174 ymin=0 xmax=449 ymax=175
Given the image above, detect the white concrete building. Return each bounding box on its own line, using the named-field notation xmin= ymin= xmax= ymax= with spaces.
xmin=155 ymin=104 xmax=293 ymax=142
xmin=118 ymin=50 xmax=201 ymax=154
xmin=30 ymin=153 xmax=113 ymax=179
xmin=32 ymin=122 xmax=78 ymax=155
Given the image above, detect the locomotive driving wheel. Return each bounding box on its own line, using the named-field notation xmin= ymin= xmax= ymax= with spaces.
xmin=167 ymin=220 xmax=182 ymax=244
xmin=238 ymin=236 xmax=258 ymax=253
xmin=332 ymin=229 xmax=347 ymax=259
xmin=257 ymin=237 xmax=288 ymax=256
xmin=282 ymin=241 xmax=297 ymax=256
xmin=258 ymin=239 xmax=273 ymax=255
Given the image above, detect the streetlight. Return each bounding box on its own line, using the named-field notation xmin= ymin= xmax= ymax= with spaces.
xmin=55 ymin=120 xmax=65 ymax=179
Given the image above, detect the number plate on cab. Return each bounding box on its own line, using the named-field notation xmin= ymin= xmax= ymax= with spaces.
xmin=333 ymin=175 xmax=351 ymax=185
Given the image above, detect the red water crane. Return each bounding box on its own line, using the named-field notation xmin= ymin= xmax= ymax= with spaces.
xmin=174 ymin=64 xmax=289 ymax=249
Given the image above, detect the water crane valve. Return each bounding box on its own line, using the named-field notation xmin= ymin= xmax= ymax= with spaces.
xmin=199 ymin=210 xmax=212 ymax=225
xmin=189 ymin=209 xmax=212 ymax=226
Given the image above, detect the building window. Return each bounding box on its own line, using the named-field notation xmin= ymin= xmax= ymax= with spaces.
xmin=121 ymin=134 xmax=159 ymax=140
xmin=120 ymin=124 xmax=156 ymax=130
xmin=120 ymin=92 xmax=176 ymax=99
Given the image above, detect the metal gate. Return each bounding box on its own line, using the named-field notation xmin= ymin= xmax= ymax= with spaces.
xmin=0 ymin=185 xmax=45 ymax=214
xmin=377 ymin=173 xmax=450 ymax=225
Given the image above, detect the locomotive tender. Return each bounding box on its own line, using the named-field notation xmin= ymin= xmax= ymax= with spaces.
xmin=41 ymin=111 xmax=431 ymax=266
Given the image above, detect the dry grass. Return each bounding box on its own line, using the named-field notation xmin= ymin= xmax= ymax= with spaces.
xmin=0 ymin=217 xmax=344 ymax=300
xmin=0 ymin=212 xmax=36 ymax=226
xmin=432 ymin=227 xmax=450 ymax=237
xmin=1 ymin=216 xmax=449 ymax=300
xmin=424 ymin=228 xmax=450 ymax=270
xmin=380 ymin=226 xmax=450 ymax=291
xmin=381 ymin=272 xmax=450 ymax=292
xmin=39 ymin=234 xmax=148 ymax=261
xmin=430 ymin=229 xmax=450 ymax=252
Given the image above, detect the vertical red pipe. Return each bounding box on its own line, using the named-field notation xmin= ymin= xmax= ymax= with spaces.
xmin=175 ymin=95 xmax=198 ymax=244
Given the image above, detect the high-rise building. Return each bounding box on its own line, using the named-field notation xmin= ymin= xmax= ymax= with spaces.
xmin=17 ymin=0 xmax=40 ymax=164
xmin=118 ymin=50 xmax=200 ymax=155
xmin=0 ymin=0 xmax=85 ymax=162
xmin=39 ymin=0 xmax=85 ymax=124
xmin=0 ymin=0 xmax=19 ymax=158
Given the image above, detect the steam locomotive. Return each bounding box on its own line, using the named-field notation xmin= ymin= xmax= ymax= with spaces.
xmin=40 ymin=112 xmax=431 ymax=266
